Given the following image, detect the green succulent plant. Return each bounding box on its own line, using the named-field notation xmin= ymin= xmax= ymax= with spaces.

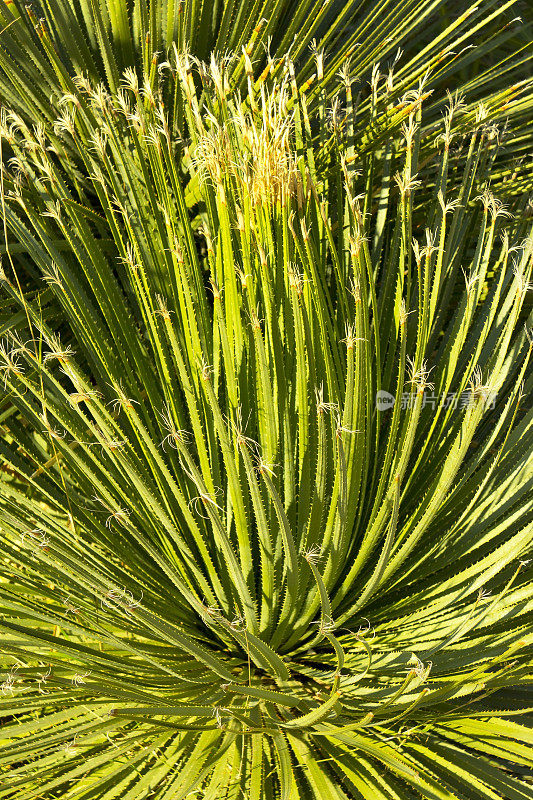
xmin=0 ymin=12 xmax=533 ymax=800
xmin=0 ymin=0 xmax=532 ymax=197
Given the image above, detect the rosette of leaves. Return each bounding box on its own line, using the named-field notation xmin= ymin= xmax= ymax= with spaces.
xmin=0 ymin=52 xmax=532 ymax=800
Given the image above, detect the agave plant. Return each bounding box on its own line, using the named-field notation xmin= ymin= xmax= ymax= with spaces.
xmin=0 ymin=41 xmax=532 ymax=800
xmin=0 ymin=0 xmax=532 ymax=198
